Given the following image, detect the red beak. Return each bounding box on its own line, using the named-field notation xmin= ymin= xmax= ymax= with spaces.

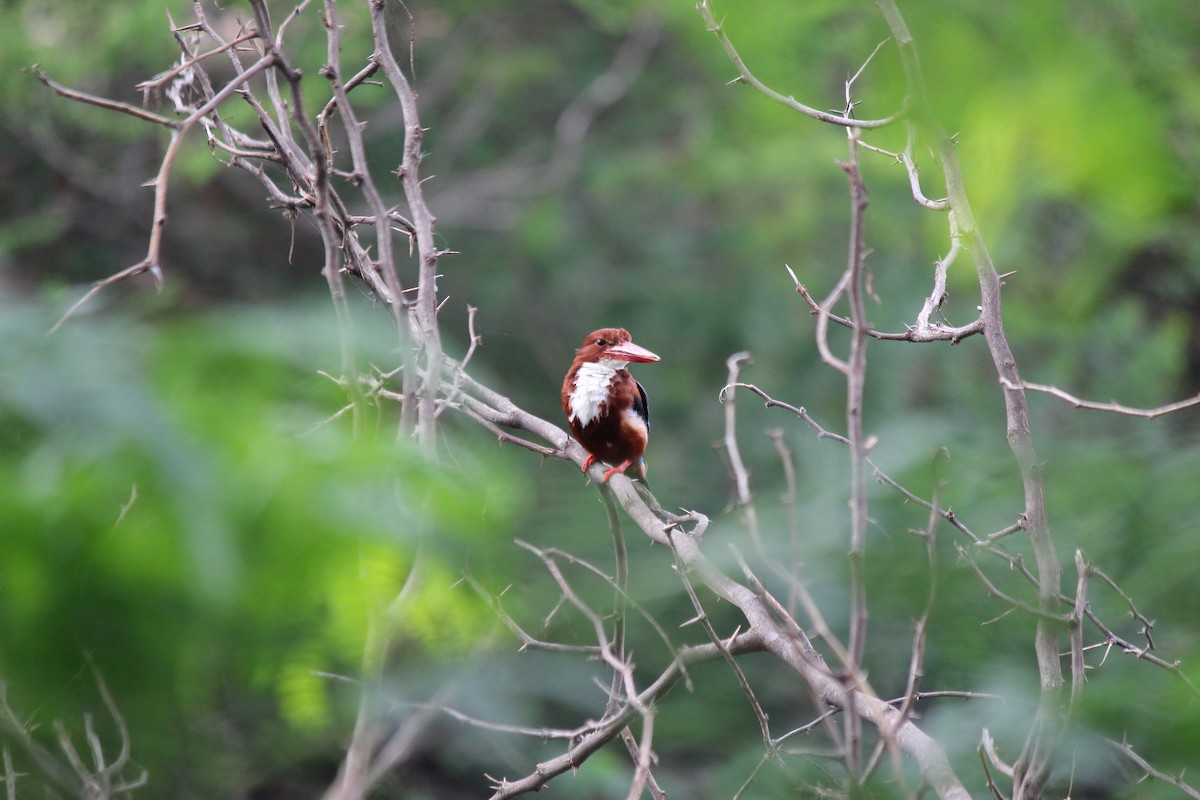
xmin=607 ymin=341 xmax=660 ymax=363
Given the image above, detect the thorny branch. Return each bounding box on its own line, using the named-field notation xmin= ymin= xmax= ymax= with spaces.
xmin=725 ymin=379 xmax=1193 ymax=691
xmin=839 ymin=118 xmax=872 ymax=781
xmin=696 ymin=0 xmax=896 ymax=129
xmin=1103 ymin=737 xmax=1200 ymax=800
xmin=870 ymin=3 xmax=1063 ymax=793
xmin=719 ymin=353 xmax=764 ymax=550
xmin=790 ymin=269 xmax=985 ymax=344
xmin=1001 ymin=378 xmax=1200 ymax=419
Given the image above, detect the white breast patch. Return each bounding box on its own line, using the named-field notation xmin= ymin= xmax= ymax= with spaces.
xmin=568 ymin=359 xmax=626 ymax=426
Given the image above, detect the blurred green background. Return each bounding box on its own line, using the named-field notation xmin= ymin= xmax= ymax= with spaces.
xmin=3 ymin=0 xmax=1200 ymax=797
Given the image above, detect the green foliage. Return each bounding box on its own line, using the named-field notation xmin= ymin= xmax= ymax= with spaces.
xmin=0 ymin=301 xmax=527 ymax=795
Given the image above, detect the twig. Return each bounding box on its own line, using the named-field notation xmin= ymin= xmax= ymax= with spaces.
xmin=791 ymin=272 xmax=983 ymax=344
xmin=1 ymin=745 xmax=16 ymax=800
xmin=956 ymin=544 xmax=1069 ymax=623
xmin=766 ymin=428 xmax=803 ymax=616
xmin=838 ymin=122 xmax=873 ymax=781
xmin=621 ymin=727 xmax=667 ymax=800
xmin=865 ymin=490 xmax=941 ymax=782
xmin=599 ymin=485 xmax=631 ymax=723
xmin=48 ymin=50 xmax=279 ymax=333
xmin=136 ymin=30 xmax=262 ymax=96
xmin=1084 ymin=563 xmax=1156 ymax=651
xmin=31 ymin=66 xmax=181 ymax=128
xmin=1069 ymin=550 xmax=1088 ymax=713
xmin=1103 ymin=737 xmax=1200 ymax=800
xmin=2 ymin=665 xmax=146 ymax=798
xmin=517 ymin=545 xmax=691 ymax=683
xmin=669 ymin=534 xmax=771 ymax=745
xmin=414 ymin=701 xmax=591 ymax=740
xmin=622 ymin=710 xmax=657 ymax=800
xmin=515 ymin=541 xmax=642 ymax=711
xmin=696 ymin=1 xmax=896 ymax=129
xmin=719 ymin=352 xmax=764 ymax=550
xmin=1000 ymin=378 xmax=1200 ymax=419
xmin=49 ymin=262 xmax=158 ymax=334
xmin=488 ymin=633 xmax=763 ymax=800
xmin=730 ymin=752 xmax=774 ymax=800
xmin=465 ymin=574 xmax=601 ymax=656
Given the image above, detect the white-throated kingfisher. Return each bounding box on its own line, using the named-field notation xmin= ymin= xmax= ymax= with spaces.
xmin=562 ymin=328 xmax=660 ymax=482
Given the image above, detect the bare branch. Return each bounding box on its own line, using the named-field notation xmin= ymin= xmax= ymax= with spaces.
xmin=860 ymin=123 xmax=950 ymax=210
xmin=488 ymin=633 xmax=764 ymax=800
xmin=696 ymin=1 xmax=897 ymax=129
xmin=324 ymin=554 xmax=427 ymax=800
xmin=621 ymin=727 xmax=667 ymax=800
xmin=30 ymin=66 xmax=182 ymax=128
xmin=874 ymin=3 xmax=1063 ymax=794
xmin=49 ymin=49 xmax=279 ymax=333
xmin=719 ymin=376 xmax=1181 ymax=707
xmin=791 ymin=270 xmax=983 ymax=344
xmin=1103 ymin=737 xmax=1200 ymax=800
xmin=865 ymin=492 xmax=942 ymax=782
xmin=622 ymin=711 xmax=657 ymax=800
xmin=718 ymin=352 xmax=764 ymax=550
xmin=368 ymin=0 xmax=445 ymax=449
xmin=766 ymin=428 xmax=804 ymax=616
xmin=1068 ymin=550 xmax=1089 ymax=713
xmin=1000 ymin=378 xmax=1200 ymax=419
xmin=412 ymin=701 xmax=590 ymax=740
xmin=465 ymin=574 xmax=601 ymax=656
xmin=136 ymin=30 xmax=262 ymax=97
xmin=1084 ymin=563 xmax=1157 ymax=652
xmin=1 ymin=745 xmax=16 ymax=800
xmin=1 ymin=668 xmax=145 ymax=798
xmin=670 ymin=537 xmax=771 ymax=745
xmin=516 ymin=540 xmax=641 ymax=711
xmin=49 ymin=262 xmax=160 ymax=334
xmin=957 ymin=544 xmax=1069 ymax=623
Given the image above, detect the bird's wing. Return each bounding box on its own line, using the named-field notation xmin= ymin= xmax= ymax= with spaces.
xmin=633 ymin=379 xmax=650 ymax=429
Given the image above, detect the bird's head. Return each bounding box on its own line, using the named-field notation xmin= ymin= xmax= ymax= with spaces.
xmin=574 ymin=328 xmax=660 ymax=368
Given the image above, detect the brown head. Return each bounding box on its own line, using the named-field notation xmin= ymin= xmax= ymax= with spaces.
xmin=572 ymin=328 xmax=660 ymax=366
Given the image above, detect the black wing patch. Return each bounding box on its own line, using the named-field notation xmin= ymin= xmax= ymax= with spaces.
xmin=633 ymin=380 xmax=650 ymax=429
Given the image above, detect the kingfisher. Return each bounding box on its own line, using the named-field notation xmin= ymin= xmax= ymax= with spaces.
xmin=562 ymin=328 xmax=660 ymax=482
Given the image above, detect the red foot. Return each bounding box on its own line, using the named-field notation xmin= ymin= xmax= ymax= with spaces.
xmin=602 ymin=460 xmax=634 ymax=483
xmin=581 ymin=454 xmax=598 ymax=473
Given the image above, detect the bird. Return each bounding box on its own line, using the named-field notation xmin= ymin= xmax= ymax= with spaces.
xmin=562 ymin=327 xmax=660 ymax=483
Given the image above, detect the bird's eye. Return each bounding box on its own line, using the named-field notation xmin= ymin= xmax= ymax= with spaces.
xmin=594 ymin=338 xmax=607 ymax=347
